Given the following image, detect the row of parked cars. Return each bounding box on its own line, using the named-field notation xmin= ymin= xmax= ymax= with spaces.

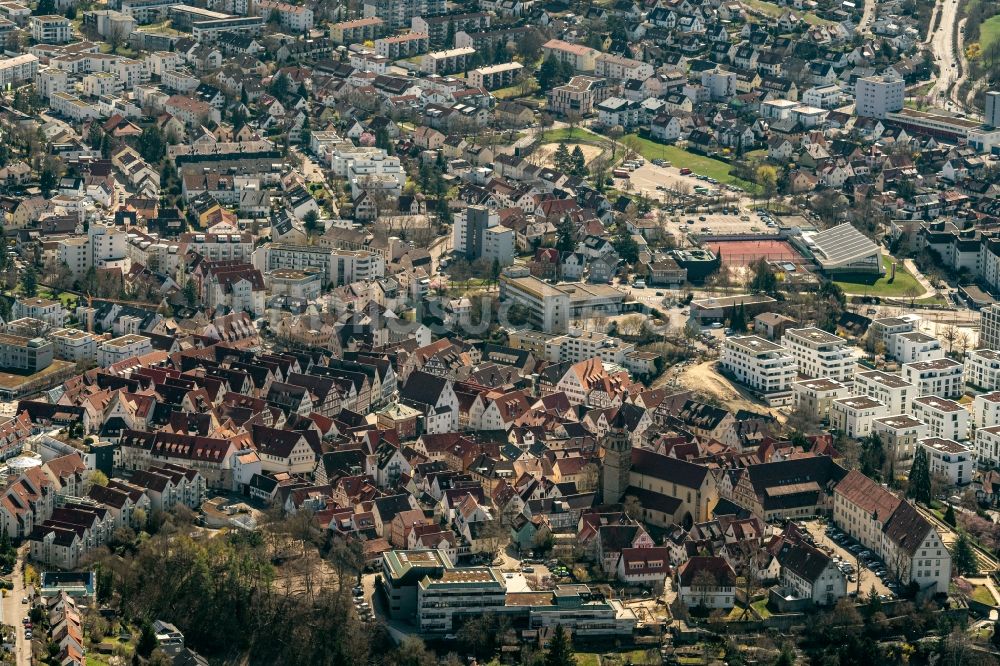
xmin=825 ymin=524 xmax=900 ymax=597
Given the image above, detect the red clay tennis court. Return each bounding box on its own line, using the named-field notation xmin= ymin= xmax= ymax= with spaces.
xmin=707 ymin=239 xmax=803 ymax=266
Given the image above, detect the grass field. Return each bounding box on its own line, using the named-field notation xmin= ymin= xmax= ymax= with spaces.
xmin=576 ymin=654 xmax=601 ymax=666
xmin=833 ymin=255 xmax=926 ymax=298
xmin=493 ymin=78 xmax=539 ymax=99
xmin=751 ymin=598 xmax=773 ymax=619
xmin=540 ymin=127 xmax=609 ymax=145
xmin=742 ymin=0 xmax=835 ymax=25
xmin=981 ymin=15 xmax=1000 ymax=52
xmin=972 ymin=585 xmax=997 ymax=605
xmin=621 ymin=134 xmax=756 ymax=190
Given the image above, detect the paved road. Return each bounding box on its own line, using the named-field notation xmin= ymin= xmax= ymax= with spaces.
xmin=927 ymin=0 xmax=967 ymax=112
xmin=2 ymin=551 xmax=31 ymax=666
xmin=858 ymin=0 xmax=877 ymax=34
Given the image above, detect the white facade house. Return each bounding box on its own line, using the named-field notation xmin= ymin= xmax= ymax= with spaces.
xmin=854 ymin=370 xmax=913 ymax=415
xmin=975 ymin=425 xmax=1000 ymax=469
xmin=830 ymin=396 xmax=888 ymax=439
xmin=893 ymin=332 xmax=944 ymax=363
xmin=791 ymin=378 xmax=850 ymax=422
xmin=974 ymin=391 xmax=1000 ymax=430
xmin=909 ymin=396 xmax=969 ymax=442
xmin=965 ymin=349 xmax=1000 ymax=391
xmin=872 ymin=415 xmax=927 ymax=469
xmin=833 ymin=470 xmax=950 ymax=594
xmin=855 ymin=74 xmax=904 ymax=119
xmin=781 ymin=327 xmax=856 ymax=383
xmin=721 ymin=336 xmax=797 ymax=398
xmin=97 ymin=334 xmax=153 ymax=367
xmin=901 ymin=358 xmax=964 ymax=399
xmin=919 ymin=437 xmax=972 ymax=486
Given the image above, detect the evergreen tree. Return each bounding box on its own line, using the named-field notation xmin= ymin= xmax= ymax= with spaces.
xmin=39 ymin=166 xmax=57 ymax=195
xmin=859 ymin=432 xmax=886 ymax=481
xmin=908 ymin=447 xmax=932 ymax=505
xmin=612 ymin=223 xmax=639 ymax=265
xmin=537 ymin=54 xmax=562 ymax=92
xmin=570 ymin=145 xmax=587 ymax=176
xmin=544 ymin=625 xmax=576 ymax=666
xmin=729 ymin=301 xmax=747 ymax=331
xmin=137 ymin=620 xmax=158 ymax=658
xmin=953 ymin=531 xmax=979 ymax=575
xmin=183 ymin=279 xmax=198 ymax=307
xmin=748 ymin=257 xmax=778 ymax=295
xmin=944 ymin=502 xmax=957 ymax=528
xmin=553 ymin=143 xmax=571 ymax=173
xmin=138 ymin=125 xmax=166 ymax=163
xmin=20 ymin=265 xmax=36 ymax=297
xmin=556 ymin=215 xmax=576 ymax=253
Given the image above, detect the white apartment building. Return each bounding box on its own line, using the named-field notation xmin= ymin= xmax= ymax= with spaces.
xmin=980 ymin=304 xmax=1000 ymax=351
xmin=541 ymin=39 xmax=600 ymax=72
xmin=830 ymin=396 xmax=888 ymax=439
xmin=97 ymin=334 xmax=153 ymax=367
xmin=901 ymin=357 xmax=964 ymax=399
xmin=802 ymin=84 xmax=844 ymax=109
xmin=179 ymin=232 xmax=253 ymax=263
xmin=594 ymin=53 xmax=654 ymax=81
xmin=252 ymin=244 xmax=385 ymax=288
xmin=12 ymin=297 xmax=65 ymax=328
xmin=870 ymin=316 xmax=916 ymax=351
xmin=48 ymin=328 xmax=98 ymax=363
xmin=873 ymin=414 xmax=927 ymax=469
xmin=910 ymin=396 xmax=969 ymax=441
xmin=965 ymin=348 xmax=1000 ymax=391
xmin=56 ymin=222 xmax=129 ymax=277
xmin=791 ymin=378 xmax=850 ymax=422
xmin=35 ymin=66 xmax=67 ymax=100
xmin=29 ymin=15 xmax=71 ymax=43
xmin=781 ymin=327 xmax=856 ymax=383
xmin=854 ymin=74 xmax=904 ymax=119
xmin=255 ymin=0 xmax=313 ymax=31
xmin=50 ymin=92 xmax=101 ymax=121
xmin=974 ymin=391 xmax=1000 ymax=430
xmin=467 ymin=62 xmax=523 ymax=90
xmin=833 ymin=470 xmax=950 ymax=594
xmin=976 ymin=425 xmax=1000 ymax=468
xmin=544 ymin=330 xmax=633 ymax=365
xmin=854 ymin=370 xmax=913 ymax=415
xmin=0 ymin=53 xmax=38 ymax=87
xmin=920 ymin=437 xmax=973 ymax=486
xmin=482 ymin=226 xmax=515 ymax=267
xmin=419 ymin=47 xmax=476 ymax=75
xmin=721 ymin=336 xmax=797 ymax=401
xmin=893 ymin=331 xmax=944 ymax=363
xmin=329 ymin=146 xmax=404 ymax=190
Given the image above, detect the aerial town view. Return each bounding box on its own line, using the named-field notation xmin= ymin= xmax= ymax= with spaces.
xmin=1 ymin=0 xmax=1000 ymax=662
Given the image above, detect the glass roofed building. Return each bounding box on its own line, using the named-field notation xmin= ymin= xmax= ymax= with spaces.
xmin=797 ymin=224 xmax=884 ymax=276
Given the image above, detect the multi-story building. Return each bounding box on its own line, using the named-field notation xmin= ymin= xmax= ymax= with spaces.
xmin=830 ymin=396 xmax=887 ymax=439
xmin=330 ymin=16 xmax=383 ymax=43
xmin=974 ymin=391 xmax=1000 ymax=430
xmin=854 ymin=370 xmax=913 ymax=415
xmin=252 ymin=244 xmax=384 ymax=288
xmin=542 ymin=38 xmax=600 ymax=72
xmin=869 ymin=316 xmax=916 ymax=351
xmin=976 ymin=424 xmax=1000 ymax=468
xmin=12 ymin=297 xmax=65 ymax=328
xmin=965 ymin=348 xmax=1000 ymax=390
xmin=544 ymin=330 xmax=634 ymax=365
xmin=0 ymin=54 xmax=38 ymax=87
xmin=254 ymin=0 xmax=312 ymax=31
xmin=920 ymin=437 xmax=972 ymax=486
xmin=498 ymin=270 xmax=624 ymax=334
xmin=894 ymin=331 xmax=944 ymax=363
xmin=547 ymin=75 xmax=616 ymax=117
xmin=48 ymin=328 xmax=98 ymax=363
xmin=467 ymin=62 xmax=523 ymax=90
xmin=910 ymin=396 xmax=969 ymax=441
xmin=781 ymin=327 xmax=856 ymax=383
xmin=594 ymin=53 xmax=653 ymax=81
xmin=362 ymin=0 xmax=444 ymax=30
xmin=873 ymin=414 xmax=927 ymax=469
xmin=419 ymin=47 xmax=476 ymax=75
xmin=833 ymin=470 xmax=950 ymax=594
xmin=30 ymin=15 xmax=71 ymax=42
xmin=374 ymin=31 xmax=427 ymax=59
xmin=178 ymin=232 xmax=253 ymax=263
xmin=411 ymin=12 xmax=489 ymax=46
xmin=97 ymin=334 xmax=153 ymax=368
xmin=980 ymin=303 xmax=1000 ymax=351
xmin=50 ymin=92 xmax=101 ymax=120
xmin=792 ymin=378 xmax=850 ymax=422
xmin=902 ymin=357 xmax=964 ymax=399
xmin=721 ymin=336 xmax=796 ymax=402
xmin=0 ymin=332 xmax=52 ymax=373
xmin=855 ymin=74 xmax=904 ymax=119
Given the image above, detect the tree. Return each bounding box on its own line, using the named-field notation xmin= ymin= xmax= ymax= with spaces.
xmin=859 ymin=432 xmax=886 ymax=481
xmin=20 ymin=264 xmax=36 ymax=297
xmin=137 ymin=620 xmax=158 ymax=658
xmin=32 ymin=0 xmax=55 ymax=14
xmin=755 ymin=165 xmax=778 ymax=208
xmin=85 ymin=470 xmax=109 ymax=492
xmin=269 ymin=72 xmax=290 ymax=101
xmin=570 ymin=145 xmax=587 ymax=176
xmin=553 ymin=142 xmax=571 ymax=172
xmin=183 ymin=279 xmax=198 ymax=307
xmin=302 ymin=209 xmax=320 ymax=234
xmin=544 ymin=625 xmax=576 ymax=666
xmin=944 ymin=503 xmax=957 ymax=527
xmin=39 ymin=165 xmax=57 ymax=195
xmin=729 ymin=301 xmax=748 ymax=332
xmin=748 ymin=257 xmax=778 ymax=295
xmin=138 ymin=126 xmax=166 ymax=164
xmin=908 ymin=447 xmax=932 ymax=505
xmin=622 ymin=494 xmax=642 ymax=520
xmin=555 ymin=215 xmax=576 ymax=253
xmin=953 ymin=531 xmax=979 ymax=575
xmin=612 ymin=224 xmax=639 ymax=265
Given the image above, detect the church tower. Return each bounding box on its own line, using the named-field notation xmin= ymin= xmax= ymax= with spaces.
xmin=601 ymin=414 xmax=632 ymax=504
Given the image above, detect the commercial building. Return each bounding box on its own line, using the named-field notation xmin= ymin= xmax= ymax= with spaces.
xmin=833 ymin=470 xmax=950 ymax=594
xmin=498 ymin=270 xmax=624 ymax=334
xmin=919 ymin=438 xmax=972 ymax=486
xmin=799 ymin=224 xmax=883 ymax=276
xmin=854 ymin=74 xmax=904 ymax=119
xmin=910 ymin=396 xmax=968 ymax=442
xmin=721 ymin=336 xmax=797 ymax=403
xmin=901 ymin=357 xmax=964 ymax=399
xmin=781 ymin=327 xmax=856 ymax=383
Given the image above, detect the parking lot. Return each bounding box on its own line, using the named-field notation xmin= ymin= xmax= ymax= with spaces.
xmin=626 ymin=162 xmax=748 ymax=205
xmin=803 ymin=519 xmax=895 ymax=599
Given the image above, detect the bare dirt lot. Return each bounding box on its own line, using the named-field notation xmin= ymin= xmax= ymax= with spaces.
xmin=536 ymin=142 xmax=604 ymax=169
xmin=676 ymin=360 xmax=785 ymax=419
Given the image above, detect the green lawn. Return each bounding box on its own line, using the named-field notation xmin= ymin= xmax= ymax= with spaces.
xmin=832 ymin=255 xmax=926 ymax=298
xmin=540 ymin=127 xmax=608 ymax=145
xmin=621 ymin=134 xmax=756 ymax=190
xmin=493 ymin=77 xmax=538 ymax=99
xmin=972 ymin=585 xmax=997 ymax=605
xmin=751 ymin=598 xmax=773 ymax=619
xmin=742 ymin=0 xmax=835 ymax=25
xmin=980 ymin=15 xmax=1000 ymax=52
xmin=576 ymin=653 xmax=601 ymax=666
